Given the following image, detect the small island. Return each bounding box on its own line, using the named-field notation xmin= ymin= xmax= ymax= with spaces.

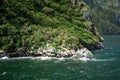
xmin=0 ymin=0 xmax=104 ymax=59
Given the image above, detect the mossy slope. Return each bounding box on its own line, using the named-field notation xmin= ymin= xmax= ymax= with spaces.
xmin=0 ymin=0 xmax=102 ymax=53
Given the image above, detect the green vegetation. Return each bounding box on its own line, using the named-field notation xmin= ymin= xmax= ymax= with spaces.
xmin=0 ymin=0 xmax=101 ymax=53
xmin=84 ymin=0 xmax=120 ymax=34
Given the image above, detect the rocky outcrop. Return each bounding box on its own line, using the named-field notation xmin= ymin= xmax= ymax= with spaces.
xmin=0 ymin=50 xmax=5 ymax=57
xmin=72 ymin=48 xmax=94 ymax=58
xmin=84 ymin=0 xmax=120 ymax=34
xmin=29 ymin=43 xmax=94 ymax=59
xmin=0 ymin=0 xmax=103 ymax=59
xmin=81 ymin=3 xmax=104 ymax=50
xmin=36 ymin=46 xmax=94 ymax=59
xmin=85 ymin=42 xmax=104 ymax=51
xmin=0 ymin=44 xmax=94 ymax=59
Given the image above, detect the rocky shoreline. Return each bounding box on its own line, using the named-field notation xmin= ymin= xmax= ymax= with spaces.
xmin=0 ymin=42 xmax=104 ymax=59
xmin=0 ymin=0 xmax=104 ymax=60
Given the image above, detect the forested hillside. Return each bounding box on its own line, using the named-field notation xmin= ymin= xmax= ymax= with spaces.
xmin=0 ymin=0 xmax=103 ymax=55
xmin=84 ymin=0 xmax=120 ymax=34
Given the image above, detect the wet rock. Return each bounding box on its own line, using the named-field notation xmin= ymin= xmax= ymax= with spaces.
xmin=82 ymin=48 xmax=94 ymax=58
xmin=8 ymin=46 xmax=28 ymax=57
xmin=8 ymin=53 xmax=20 ymax=57
xmin=70 ymin=49 xmax=76 ymax=55
xmin=60 ymin=51 xmax=68 ymax=57
xmin=0 ymin=50 xmax=4 ymax=54
xmin=96 ymin=42 xmax=104 ymax=49
xmin=45 ymin=45 xmax=57 ymax=56
xmin=32 ymin=53 xmax=42 ymax=57
xmin=99 ymin=36 xmax=104 ymax=42
xmin=45 ymin=52 xmax=56 ymax=57
xmin=74 ymin=48 xmax=94 ymax=58
xmin=16 ymin=47 xmax=26 ymax=54
xmin=0 ymin=50 xmax=5 ymax=57
xmin=1 ymin=44 xmax=95 ymax=59
xmin=58 ymin=47 xmax=72 ymax=57
xmin=47 ymin=47 xmax=56 ymax=54
xmin=85 ymin=42 xmax=104 ymax=51
xmin=37 ymin=47 xmax=43 ymax=55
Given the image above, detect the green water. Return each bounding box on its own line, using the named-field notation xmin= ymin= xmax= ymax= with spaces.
xmin=0 ymin=35 xmax=120 ymax=80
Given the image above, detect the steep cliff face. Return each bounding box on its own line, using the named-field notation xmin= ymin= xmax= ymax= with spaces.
xmin=0 ymin=0 xmax=103 ymax=54
xmin=84 ymin=0 xmax=120 ymax=34
xmin=85 ymin=0 xmax=120 ymax=8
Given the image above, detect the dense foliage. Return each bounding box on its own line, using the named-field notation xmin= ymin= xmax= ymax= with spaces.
xmin=0 ymin=0 xmax=101 ymax=53
xmin=84 ymin=0 xmax=120 ymax=34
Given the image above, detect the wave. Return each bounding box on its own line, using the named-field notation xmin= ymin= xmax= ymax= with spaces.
xmin=0 ymin=56 xmax=117 ymax=62
xmin=0 ymin=56 xmax=65 ymax=60
xmin=91 ymin=58 xmax=117 ymax=62
xmin=0 ymin=56 xmax=89 ymax=61
xmin=0 ymin=56 xmax=9 ymax=60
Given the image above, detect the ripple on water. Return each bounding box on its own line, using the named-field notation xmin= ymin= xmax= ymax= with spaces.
xmin=104 ymin=68 xmax=120 ymax=80
xmin=67 ymin=66 xmax=76 ymax=71
xmin=91 ymin=58 xmax=117 ymax=62
xmin=1 ymin=72 xmax=6 ymax=76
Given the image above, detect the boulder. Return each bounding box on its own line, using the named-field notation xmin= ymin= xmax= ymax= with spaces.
xmin=82 ymin=48 xmax=94 ymax=58
xmin=74 ymin=48 xmax=94 ymax=58
xmin=97 ymin=42 xmax=104 ymax=49
xmin=0 ymin=50 xmax=4 ymax=54
xmin=70 ymin=49 xmax=76 ymax=55
xmin=37 ymin=47 xmax=43 ymax=55
xmin=48 ymin=47 xmax=56 ymax=54
xmin=46 ymin=52 xmax=56 ymax=57
xmin=58 ymin=47 xmax=73 ymax=57
xmin=0 ymin=50 xmax=5 ymax=57
xmin=45 ymin=44 xmax=57 ymax=54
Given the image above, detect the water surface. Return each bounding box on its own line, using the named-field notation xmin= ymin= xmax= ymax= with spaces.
xmin=0 ymin=35 xmax=120 ymax=80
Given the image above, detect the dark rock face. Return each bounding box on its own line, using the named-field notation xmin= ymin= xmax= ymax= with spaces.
xmin=89 ymin=23 xmax=96 ymax=35
xmin=89 ymin=22 xmax=104 ymax=42
xmin=84 ymin=0 xmax=120 ymax=34
xmin=0 ymin=53 xmax=5 ymax=58
xmin=82 ymin=11 xmax=93 ymax=21
xmin=6 ymin=44 xmax=31 ymax=58
xmin=85 ymin=42 xmax=104 ymax=51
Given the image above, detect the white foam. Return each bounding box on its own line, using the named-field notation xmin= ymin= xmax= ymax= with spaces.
xmin=0 ymin=55 xmax=116 ymax=62
xmin=0 ymin=56 xmax=8 ymax=60
xmin=79 ymin=57 xmax=91 ymax=61
xmin=91 ymin=58 xmax=117 ymax=62
xmin=58 ymin=57 xmax=65 ymax=61
xmin=1 ymin=72 xmax=6 ymax=75
xmin=0 ymin=56 xmax=89 ymax=61
xmin=38 ymin=56 xmax=52 ymax=60
xmin=10 ymin=57 xmax=34 ymax=60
